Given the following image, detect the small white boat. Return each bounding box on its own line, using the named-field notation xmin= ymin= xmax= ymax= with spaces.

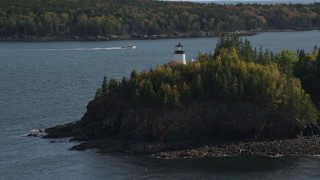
xmin=127 ymin=45 xmax=136 ymax=49
xmin=121 ymin=45 xmax=136 ymax=49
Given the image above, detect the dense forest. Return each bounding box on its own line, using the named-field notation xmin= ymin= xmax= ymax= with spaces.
xmin=0 ymin=0 xmax=320 ymax=38
xmin=95 ymin=35 xmax=320 ymax=123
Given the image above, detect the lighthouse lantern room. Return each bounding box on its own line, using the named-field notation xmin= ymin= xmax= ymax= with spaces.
xmin=173 ymin=42 xmax=186 ymax=65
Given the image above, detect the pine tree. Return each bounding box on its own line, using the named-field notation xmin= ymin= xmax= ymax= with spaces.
xmin=130 ymin=70 xmax=139 ymax=79
xmin=231 ymin=77 xmax=238 ymax=100
xmin=238 ymin=79 xmax=244 ymax=100
xmin=221 ymin=74 xmax=230 ymax=100
xmin=192 ymin=74 xmax=204 ymax=100
xmin=258 ymin=45 xmax=264 ymax=64
xmin=95 ymin=88 xmax=102 ymax=99
xmin=317 ymin=48 xmax=320 ymax=74
xmin=108 ymin=79 xmax=118 ymax=91
xmin=101 ymin=76 xmax=108 ymax=95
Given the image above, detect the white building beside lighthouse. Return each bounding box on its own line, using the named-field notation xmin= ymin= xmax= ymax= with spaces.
xmin=173 ymin=42 xmax=186 ymax=65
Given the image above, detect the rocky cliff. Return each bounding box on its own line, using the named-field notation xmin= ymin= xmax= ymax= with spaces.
xmin=44 ymin=89 xmax=320 ymax=154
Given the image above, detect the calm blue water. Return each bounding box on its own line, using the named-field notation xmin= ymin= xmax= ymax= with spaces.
xmin=1 ymin=31 xmax=320 ymax=179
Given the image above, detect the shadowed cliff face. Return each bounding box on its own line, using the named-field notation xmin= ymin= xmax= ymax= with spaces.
xmin=44 ymin=89 xmax=319 ymax=154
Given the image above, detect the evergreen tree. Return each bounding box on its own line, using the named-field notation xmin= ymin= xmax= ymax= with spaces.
xmin=130 ymin=70 xmax=139 ymax=79
xmin=276 ymin=49 xmax=298 ymax=77
xmin=101 ymin=76 xmax=108 ymax=95
xmin=108 ymin=79 xmax=118 ymax=91
xmin=192 ymin=74 xmax=204 ymax=100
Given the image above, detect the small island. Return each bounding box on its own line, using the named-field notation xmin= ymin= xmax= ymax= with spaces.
xmin=45 ymin=35 xmax=320 ymax=158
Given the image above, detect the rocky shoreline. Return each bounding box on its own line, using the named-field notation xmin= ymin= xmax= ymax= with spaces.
xmin=2 ymin=29 xmax=320 ymax=42
xmin=23 ymin=124 xmax=320 ymax=159
xmin=38 ymin=127 xmax=320 ymax=159
xmin=153 ymin=135 xmax=320 ymax=159
xmin=0 ymin=31 xmax=256 ymax=42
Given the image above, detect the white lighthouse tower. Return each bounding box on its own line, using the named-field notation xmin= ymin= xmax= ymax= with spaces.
xmin=173 ymin=42 xmax=186 ymax=65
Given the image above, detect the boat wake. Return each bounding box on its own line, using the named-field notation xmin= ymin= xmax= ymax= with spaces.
xmin=75 ymin=47 xmax=124 ymax=50
xmin=30 ymin=47 xmax=125 ymax=51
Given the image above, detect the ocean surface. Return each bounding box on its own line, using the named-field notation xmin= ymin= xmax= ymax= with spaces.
xmin=1 ymin=31 xmax=320 ymax=179
xmin=196 ymin=0 xmax=318 ymax=4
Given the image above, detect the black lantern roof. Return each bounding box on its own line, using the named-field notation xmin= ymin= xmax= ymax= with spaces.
xmin=176 ymin=41 xmax=183 ymax=47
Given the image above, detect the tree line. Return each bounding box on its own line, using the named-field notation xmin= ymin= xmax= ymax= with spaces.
xmin=95 ymin=35 xmax=320 ymax=123
xmin=0 ymin=0 xmax=320 ymax=38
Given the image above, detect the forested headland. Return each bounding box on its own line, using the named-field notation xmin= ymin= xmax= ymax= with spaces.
xmin=45 ymin=35 xmax=320 ymax=156
xmin=1 ymin=0 xmax=320 ymax=40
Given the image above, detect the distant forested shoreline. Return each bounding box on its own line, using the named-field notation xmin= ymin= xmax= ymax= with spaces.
xmin=0 ymin=0 xmax=319 ymax=40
